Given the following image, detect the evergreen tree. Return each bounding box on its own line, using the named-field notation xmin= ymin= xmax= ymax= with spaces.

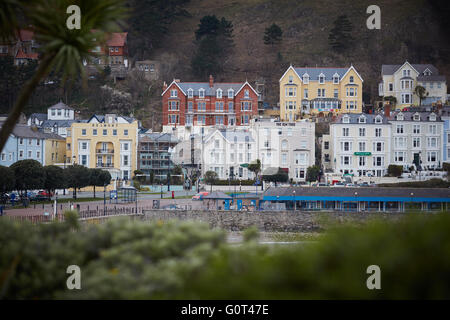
xmin=328 ymin=15 xmax=354 ymax=52
xmin=191 ymin=15 xmax=234 ymax=79
xmin=263 ymin=23 xmax=283 ymax=46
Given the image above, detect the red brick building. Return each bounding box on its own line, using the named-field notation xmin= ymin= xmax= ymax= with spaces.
xmin=162 ymin=75 xmax=259 ymax=127
xmin=88 ymin=32 xmax=128 ymax=66
xmin=0 ymin=29 xmax=39 ymax=65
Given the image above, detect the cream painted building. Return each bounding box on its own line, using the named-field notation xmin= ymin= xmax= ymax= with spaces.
xmin=378 ymin=61 xmax=447 ymax=109
xmin=279 ymin=65 xmax=364 ymax=121
xmin=67 ymin=114 xmax=139 ymax=185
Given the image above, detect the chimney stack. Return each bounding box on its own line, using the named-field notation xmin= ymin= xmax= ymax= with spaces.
xmin=384 ymin=104 xmax=391 ymax=118
xmin=209 ymin=74 xmax=214 ymax=88
xmin=163 ymin=81 xmax=167 ymax=91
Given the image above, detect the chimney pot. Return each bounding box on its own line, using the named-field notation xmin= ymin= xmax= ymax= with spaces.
xmin=163 ymin=81 xmax=167 ymax=91
xmin=209 ymin=74 xmax=214 ymax=88
xmin=384 ymin=104 xmax=391 ymax=118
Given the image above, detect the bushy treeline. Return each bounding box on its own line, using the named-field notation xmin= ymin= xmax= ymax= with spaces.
xmin=0 ymin=159 xmax=111 ymax=199
xmin=1 ymin=212 xmax=450 ymax=299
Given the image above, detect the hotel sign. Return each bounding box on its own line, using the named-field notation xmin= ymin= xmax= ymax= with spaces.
xmin=354 ymin=152 xmax=371 ymax=156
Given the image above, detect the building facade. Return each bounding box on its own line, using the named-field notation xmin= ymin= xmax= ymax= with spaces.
xmin=0 ymin=124 xmax=64 ymax=167
xmin=202 ymin=129 xmax=256 ymax=180
xmin=251 ymin=118 xmax=316 ymax=182
xmin=389 ymin=111 xmax=444 ymax=170
xmin=161 ymin=75 xmax=259 ymax=140
xmin=279 ymin=65 xmax=363 ymax=120
xmin=0 ymin=29 xmax=39 ymax=65
xmin=378 ymin=61 xmax=447 ymax=109
xmin=68 ymin=114 xmax=139 ymax=182
xmin=325 ymin=113 xmax=392 ymax=178
xmin=137 ymin=132 xmax=179 ymax=181
xmin=441 ymin=106 xmax=450 ymax=164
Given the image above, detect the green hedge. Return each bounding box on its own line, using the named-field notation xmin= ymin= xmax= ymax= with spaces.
xmin=378 ymin=178 xmax=450 ymax=188
xmin=212 ymin=179 xmax=257 ymax=186
xmin=1 ymin=212 xmax=450 ymax=299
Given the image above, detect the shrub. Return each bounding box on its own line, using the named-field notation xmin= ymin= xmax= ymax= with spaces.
xmin=387 ymin=164 xmax=403 ymax=177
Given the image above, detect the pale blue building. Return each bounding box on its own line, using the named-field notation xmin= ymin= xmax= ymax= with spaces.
xmin=0 ymin=124 xmax=56 ymax=167
xmin=442 ymin=106 xmax=450 ymax=164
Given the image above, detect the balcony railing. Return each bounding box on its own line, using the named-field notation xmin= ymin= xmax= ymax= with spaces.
xmin=96 ymin=163 xmax=114 ymax=168
xmin=96 ymin=149 xmax=114 ymax=154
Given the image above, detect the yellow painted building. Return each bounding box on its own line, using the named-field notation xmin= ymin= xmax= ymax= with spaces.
xmin=279 ymin=65 xmax=364 ymax=121
xmin=67 ymin=114 xmax=139 ymax=189
xmin=44 ymin=134 xmax=66 ymax=165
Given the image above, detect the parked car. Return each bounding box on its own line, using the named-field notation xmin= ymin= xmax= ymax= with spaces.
xmin=359 ymin=182 xmax=370 ymax=187
xmin=318 ymin=183 xmax=329 ymax=187
xmin=345 ymin=183 xmax=358 ymax=187
xmin=333 ymin=182 xmax=345 ymax=187
xmin=31 ymin=194 xmax=51 ymax=202
xmin=38 ymin=190 xmax=53 ymax=197
xmin=192 ymin=192 xmax=209 ymax=201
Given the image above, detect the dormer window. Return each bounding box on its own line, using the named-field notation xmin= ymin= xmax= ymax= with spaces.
xmin=216 ymin=88 xmax=222 ymax=99
xmin=349 ymin=76 xmax=354 ymax=83
xmin=170 ymin=89 xmax=177 ymax=98
xmin=375 ymin=115 xmax=382 ymax=124
xmin=303 ymin=74 xmax=309 ymax=84
xmin=396 ymin=113 xmax=404 ymax=121
xmin=188 ymin=88 xmax=193 ymax=98
xmin=413 ymin=113 xmax=420 ymax=121
xmin=343 ymin=115 xmax=350 ymax=123
xmin=199 ymin=88 xmax=205 ymax=98
xmin=423 ymin=69 xmax=432 ymax=76
xmin=319 ymin=73 xmax=325 ymax=84
xmin=228 ymin=88 xmax=234 ymax=98
xmin=359 ymin=116 xmax=366 ymax=123
xmin=429 ymin=113 xmax=436 ymax=121
xmin=333 ymin=74 xmax=340 ymax=84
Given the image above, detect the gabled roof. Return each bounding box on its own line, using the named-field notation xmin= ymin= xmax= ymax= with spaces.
xmin=333 ymin=113 xmax=389 ymax=124
xmin=41 ymin=119 xmax=80 ymax=128
xmin=389 ymin=111 xmax=442 ymax=122
xmin=0 ymin=123 xmax=62 ymax=140
xmin=162 ymin=80 xmax=258 ymax=97
xmin=106 ymin=32 xmax=127 ymax=47
xmin=382 ymin=62 xmax=439 ymax=76
xmin=87 ymin=114 xmax=136 ymax=123
xmin=294 ymin=67 xmax=350 ymax=81
xmin=48 ymin=101 xmax=73 ymax=110
xmin=29 ymin=113 xmax=48 ymax=121
xmin=15 ymin=49 xmax=38 ymax=60
xmin=204 ymin=129 xmax=254 ymax=144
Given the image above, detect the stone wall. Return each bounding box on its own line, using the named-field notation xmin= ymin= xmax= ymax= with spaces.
xmin=141 ymin=210 xmax=401 ymax=232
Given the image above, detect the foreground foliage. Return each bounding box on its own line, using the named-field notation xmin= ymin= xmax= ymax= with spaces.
xmin=1 ymin=212 xmax=450 ymax=299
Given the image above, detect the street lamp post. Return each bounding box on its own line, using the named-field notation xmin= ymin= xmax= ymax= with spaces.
xmin=410 ymin=192 xmax=414 ymax=212
xmin=355 ymin=191 xmax=358 ymax=212
xmin=103 ymin=184 xmax=106 ymax=215
xmin=293 ymin=190 xmax=296 ymax=211
xmin=63 ymin=155 xmax=66 ymax=195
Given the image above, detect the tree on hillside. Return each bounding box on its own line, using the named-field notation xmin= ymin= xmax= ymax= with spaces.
xmin=414 ymin=85 xmax=429 ymax=106
xmin=0 ymin=0 xmax=127 ymax=153
xmin=191 ymin=15 xmax=234 ymax=79
xmin=89 ymin=169 xmax=111 ymax=198
xmin=44 ymin=165 xmax=66 ymax=196
xmin=65 ymin=165 xmax=91 ymax=199
xmin=128 ymin=0 xmax=190 ymax=58
xmin=204 ymin=170 xmax=218 ymax=192
xmin=328 ymin=15 xmax=354 ymax=52
xmin=10 ymin=160 xmax=45 ymax=196
xmin=263 ymin=23 xmax=283 ymax=46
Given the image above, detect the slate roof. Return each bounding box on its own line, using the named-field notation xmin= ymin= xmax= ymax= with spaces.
xmin=176 ymin=82 xmax=245 ymax=97
xmin=333 ymin=113 xmax=389 ymax=124
xmin=389 ymin=111 xmax=442 ymax=122
xmin=139 ymin=132 xmax=179 ymax=143
xmin=48 ymin=101 xmax=73 ymax=110
xmin=263 ymin=187 xmax=450 ymax=199
xmin=381 ymin=63 xmax=439 ymax=76
xmin=0 ymin=124 xmax=63 ymax=140
xmin=41 ymin=119 xmax=80 ymax=128
xmin=417 ymin=75 xmax=446 ymax=82
xmin=29 ymin=113 xmax=48 ymax=121
xmin=294 ymin=67 xmax=349 ymax=81
xmin=88 ymin=114 xmax=135 ymax=123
